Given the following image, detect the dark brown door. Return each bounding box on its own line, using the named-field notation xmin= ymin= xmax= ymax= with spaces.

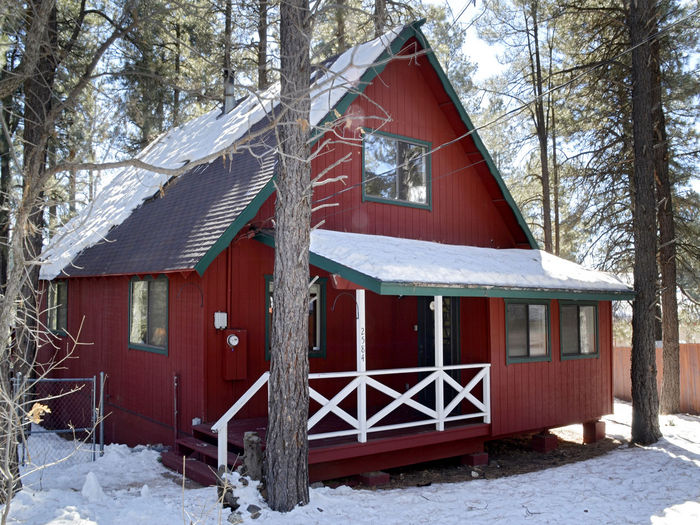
xmin=417 ymin=297 xmax=460 ymax=410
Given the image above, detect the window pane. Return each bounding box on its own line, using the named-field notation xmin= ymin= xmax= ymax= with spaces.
xmin=56 ymin=281 xmax=68 ymax=331
xmin=528 ymin=304 xmax=548 ymax=356
xmin=308 ymin=284 xmax=319 ymax=351
xmin=398 ymin=141 xmax=427 ymax=203
xmin=580 ymin=306 xmax=596 ymax=354
xmin=364 ymin=134 xmax=397 ymax=199
xmin=560 ymin=305 xmax=579 ymax=355
xmin=47 ymin=284 xmax=55 ymax=331
xmin=130 ymin=281 xmax=148 ymax=344
xmin=507 ymin=303 xmax=527 ymax=357
xmin=148 ymin=279 xmax=167 ymax=347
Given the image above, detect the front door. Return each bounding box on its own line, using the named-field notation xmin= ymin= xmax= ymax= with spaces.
xmin=417 ymin=297 xmax=460 ymax=409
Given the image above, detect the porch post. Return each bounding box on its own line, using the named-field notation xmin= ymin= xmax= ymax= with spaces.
xmin=356 ymin=289 xmax=367 ymax=443
xmin=434 ymin=295 xmax=444 ymax=431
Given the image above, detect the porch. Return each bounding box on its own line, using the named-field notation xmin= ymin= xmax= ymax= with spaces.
xmin=163 ymin=360 xmax=491 ymax=485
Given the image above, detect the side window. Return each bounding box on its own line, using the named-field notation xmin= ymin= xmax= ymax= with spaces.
xmin=265 ymin=276 xmax=326 ymax=359
xmin=506 ymin=301 xmax=550 ymax=363
xmin=129 ymin=275 xmax=168 ymax=354
xmin=560 ymin=303 xmax=598 ymax=359
xmin=363 ymin=131 xmax=430 ymax=208
xmin=47 ymin=280 xmax=68 ymax=334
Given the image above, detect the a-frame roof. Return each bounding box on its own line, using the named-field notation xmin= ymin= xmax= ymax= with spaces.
xmin=40 ymin=21 xmax=537 ymax=280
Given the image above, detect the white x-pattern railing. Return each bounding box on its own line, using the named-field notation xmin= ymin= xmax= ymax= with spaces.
xmin=212 ymin=363 xmax=490 ymax=469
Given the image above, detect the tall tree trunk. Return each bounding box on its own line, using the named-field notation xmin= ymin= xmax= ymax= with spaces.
xmin=551 ymin=97 xmax=560 ymax=256
xmin=258 ymin=0 xmax=269 ymax=90
xmin=651 ymin=21 xmax=680 ymax=415
xmin=374 ymin=0 xmax=387 ymax=38
xmin=224 ymin=0 xmax=232 ymax=73
xmin=526 ymin=1 xmax=552 ymax=253
xmin=0 ymin=96 xmax=12 ymax=290
xmin=0 ymin=0 xmax=58 ymax=504
xmin=335 ymin=0 xmax=347 ymax=51
xmin=173 ymin=22 xmax=181 ymax=126
xmin=69 ymin=169 xmax=77 ymax=216
xmin=628 ymin=0 xmax=661 ymax=445
xmin=264 ymin=0 xmax=311 ymax=512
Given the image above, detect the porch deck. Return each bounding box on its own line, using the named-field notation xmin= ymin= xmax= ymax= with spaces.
xmin=196 ymin=411 xmax=491 ymax=482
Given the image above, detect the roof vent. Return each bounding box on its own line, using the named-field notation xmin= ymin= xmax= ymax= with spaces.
xmin=222 ymin=69 xmax=236 ymax=114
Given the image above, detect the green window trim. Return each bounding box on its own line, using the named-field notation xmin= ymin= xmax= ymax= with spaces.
xmin=265 ymin=275 xmax=327 ymax=360
xmin=505 ymin=299 xmax=551 ymax=364
xmin=559 ymin=301 xmax=599 ymax=360
xmin=128 ymin=275 xmax=169 ymax=356
xmin=47 ymin=280 xmax=68 ymax=336
xmin=361 ymin=129 xmax=432 ymax=210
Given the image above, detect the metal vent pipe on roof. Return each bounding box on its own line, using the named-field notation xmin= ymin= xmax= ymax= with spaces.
xmin=222 ymin=69 xmax=236 ymax=114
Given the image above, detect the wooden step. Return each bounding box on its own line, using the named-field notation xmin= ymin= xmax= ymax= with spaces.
xmin=193 ymin=418 xmax=267 ymax=450
xmin=176 ymin=436 xmax=241 ymax=467
xmin=161 ymin=450 xmax=218 ymax=486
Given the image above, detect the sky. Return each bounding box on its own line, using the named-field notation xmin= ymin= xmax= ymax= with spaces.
xmin=434 ymin=0 xmax=699 ymax=193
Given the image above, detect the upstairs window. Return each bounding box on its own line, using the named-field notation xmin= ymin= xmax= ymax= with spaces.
xmin=47 ymin=280 xmax=68 ymax=334
xmin=363 ymin=131 xmax=430 ymax=207
xmin=129 ymin=275 xmax=168 ymax=354
xmin=265 ymin=276 xmax=326 ymax=359
xmin=560 ymin=303 xmax=598 ymax=359
xmin=506 ymin=301 xmax=550 ymax=363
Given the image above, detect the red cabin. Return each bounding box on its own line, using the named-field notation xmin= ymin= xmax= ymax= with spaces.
xmin=39 ymin=21 xmax=633 ymax=485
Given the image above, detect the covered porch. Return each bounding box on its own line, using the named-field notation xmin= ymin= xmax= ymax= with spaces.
xmin=204 ymin=229 xmax=632 ymax=481
xmin=211 ymin=284 xmax=492 ymax=478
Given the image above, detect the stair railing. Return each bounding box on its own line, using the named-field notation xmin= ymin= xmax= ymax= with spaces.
xmin=212 ymin=371 xmax=270 ymax=469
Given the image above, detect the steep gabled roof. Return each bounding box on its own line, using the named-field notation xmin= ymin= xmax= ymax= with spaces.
xmin=41 ymin=21 xmax=537 ymax=280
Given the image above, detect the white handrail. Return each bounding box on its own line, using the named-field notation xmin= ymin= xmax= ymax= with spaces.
xmin=213 ymin=364 xmax=491 ymax=469
xmin=213 ymin=371 xmax=270 ymax=469
xmin=307 ymin=363 xmax=491 ymax=442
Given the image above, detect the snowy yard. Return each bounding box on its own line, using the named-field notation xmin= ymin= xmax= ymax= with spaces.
xmin=3 ymin=401 xmax=699 ymax=524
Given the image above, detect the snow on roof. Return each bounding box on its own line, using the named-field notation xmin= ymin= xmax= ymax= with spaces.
xmin=40 ymin=26 xmax=406 ymax=280
xmin=309 ymin=229 xmax=633 ymax=296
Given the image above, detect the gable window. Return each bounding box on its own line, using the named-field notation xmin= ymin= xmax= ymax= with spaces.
xmin=47 ymin=280 xmax=68 ymax=334
xmin=506 ymin=301 xmax=550 ymax=363
xmin=560 ymin=303 xmax=598 ymax=359
xmin=363 ymin=131 xmax=430 ymax=207
xmin=265 ymin=276 xmax=326 ymax=359
xmin=129 ymin=275 xmax=168 ymax=354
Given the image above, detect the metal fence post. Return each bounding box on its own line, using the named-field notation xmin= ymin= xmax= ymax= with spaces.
xmin=91 ymin=375 xmax=97 ymax=461
xmin=99 ymin=372 xmax=105 ymax=457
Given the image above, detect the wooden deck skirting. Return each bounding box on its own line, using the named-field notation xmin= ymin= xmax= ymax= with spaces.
xmin=200 ymin=415 xmax=490 ymax=482
xmin=613 ymin=344 xmax=700 ymax=414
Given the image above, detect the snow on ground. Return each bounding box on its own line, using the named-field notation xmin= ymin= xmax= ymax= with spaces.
xmin=3 ymin=401 xmax=699 ymax=525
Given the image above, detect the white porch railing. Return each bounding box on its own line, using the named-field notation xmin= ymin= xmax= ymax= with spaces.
xmin=211 ymin=363 xmax=490 ymax=469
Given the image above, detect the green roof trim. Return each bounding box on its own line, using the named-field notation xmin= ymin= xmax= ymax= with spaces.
xmin=197 ymin=19 xmax=541 ymax=276
xmin=194 ymin=177 xmax=276 ymax=276
xmin=310 ymin=20 xmax=426 ymax=146
xmin=408 ymin=27 xmax=539 ymax=249
xmin=254 ymin=232 xmax=634 ymax=301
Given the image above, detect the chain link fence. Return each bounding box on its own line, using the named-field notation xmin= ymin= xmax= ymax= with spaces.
xmin=13 ymin=373 xmax=105 ymax=469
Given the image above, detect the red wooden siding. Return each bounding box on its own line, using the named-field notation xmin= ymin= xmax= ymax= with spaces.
xmin=39 ymin=39 xmax=616 ymax=451
xmin=38 ymin=274 xmax=205 ymax=446
xmin=201 ymin=238 xmax=421 ymax=421
xmin=252 ymin=39 xmax=524 ymax=248
xmin=487 ymin=298 xmax=613 ymax=437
